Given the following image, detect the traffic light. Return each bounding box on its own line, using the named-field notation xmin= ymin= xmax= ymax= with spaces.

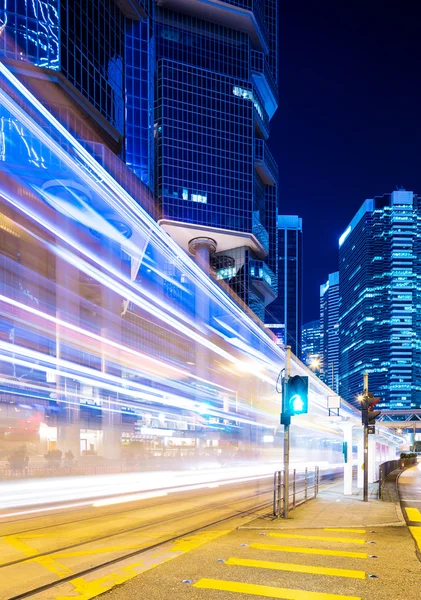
xmin=285 ymin=375 xmax=309 ymax=416
xmin=361 ymin=392 xmax=381 ymax=426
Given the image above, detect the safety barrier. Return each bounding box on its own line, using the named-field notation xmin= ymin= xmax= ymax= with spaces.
xmin=273 ymin=466 xmax=319 ymax=518
xmin=378 ymin=457 xmax=418 ymax=499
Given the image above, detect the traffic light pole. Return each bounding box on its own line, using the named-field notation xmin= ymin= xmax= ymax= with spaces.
xmin=363 ymin=371 xmax=369 ymax=502
xmin=283 ymin=346 xmax=291 ymax=518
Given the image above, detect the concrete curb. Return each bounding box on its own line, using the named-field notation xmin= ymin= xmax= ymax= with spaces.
xmin=238 ymin=521 xmax=406 ymax=530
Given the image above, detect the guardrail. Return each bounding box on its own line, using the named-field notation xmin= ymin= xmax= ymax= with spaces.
xmin=273 ymin=467 xmax=319 ymax=518
xmin=378 ymin=457 xmax=418 ymax=499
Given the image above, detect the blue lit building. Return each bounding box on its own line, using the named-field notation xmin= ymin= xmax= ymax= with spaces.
xmin=265 ymin=215 xmax=302 ymax=355
xmin=338 ymin=190 xmax=421 ymax=411
xmin=0 ymin=0 xmax=153 ymax=187
xmin=0 ymin=0 xmax=280 ymax=460
xmin=155 ymin=0 xmax=279 ymax=321
xmin=320 ymin=272 xmax=339 ymax=393
xmin=0 ymin=1 xmax=278 ymax=321
xmin=301 ymin=320 xmax=322 ymax=368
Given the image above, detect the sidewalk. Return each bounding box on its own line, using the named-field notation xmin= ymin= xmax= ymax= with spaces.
xmin=240 ymin=481 xmax=405 ymax=530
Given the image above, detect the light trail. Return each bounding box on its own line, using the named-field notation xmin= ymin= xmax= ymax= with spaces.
xmin=0 ymin=463 xmax=337 ymax=516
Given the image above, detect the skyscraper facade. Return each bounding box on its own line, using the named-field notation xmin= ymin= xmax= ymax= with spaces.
xmin=265 ymin=215 xmax=302 ymax=355
xmin=155 ymin=0 xmax=279 ymax=321
xmin=0 ymin=0 xmax=153 ymax=187
xmin=320 ymin=272 xmax=339 ymax=393
xmin=338 ymin=190 xmax=421 ymax=411
xmin=0 ymin=1 xmax=278 ymax=321
xmin=301 ymin=320 xmax=322 ymax=367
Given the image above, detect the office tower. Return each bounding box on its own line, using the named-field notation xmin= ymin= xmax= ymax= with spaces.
xmin=265 ymin=215 xmax=302 ymax=355
xmin=155 ymin=0 xmax=279 ymax=321
xmin=339 ymin=190 xmax=421 ymax=411
xmin=301 ymin=320 xmax=322 ymax=367
xmin=0 ymin=0 xmax=153 ymax=187
xmin=320 ymin=272 xmax=339 ymax=393
xmin=0 ymin=0 xmax=154 ymax=458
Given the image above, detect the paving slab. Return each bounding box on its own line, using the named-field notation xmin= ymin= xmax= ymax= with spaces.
xmin=239 ymin=482 xmax=405 ymax=530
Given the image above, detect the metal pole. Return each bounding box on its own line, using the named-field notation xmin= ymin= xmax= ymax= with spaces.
xmin=283 ymin=346 xmax=291 ymax=518
xmin=331 ymin=362 xmax=334 ymax=392
xmin=304 ymin=467 xmax=308 ymax=501
xmin=363 ymin=371 xmax=369 ymax=502
xmin=293 ymin=468 xmax=296 ymax=508
xmin=413 ymin=422 xmax=416 ymax=453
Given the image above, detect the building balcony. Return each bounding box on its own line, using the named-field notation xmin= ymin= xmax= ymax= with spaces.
xmin=157 ymin=0 xmax=269 ymax=52
xmin=254 ymin=138 xmax=278 ymax=185
xmin=249 ymin=259 xmax=277 ymax=305
xmin=251 ymin=49 xmax=278 ymax=119
xmin=252 ymin=211 xmax=269 ymax=253
xmin=253 ymin=102 xmax=270 ymax=140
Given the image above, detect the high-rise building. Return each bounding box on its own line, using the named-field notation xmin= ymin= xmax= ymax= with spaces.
xmin=338 ymin=190 xmax=421 ymax=411
xmin=301 ymin=320 xmax=322 ymax=368
xmin=0 ymin=1 xmax=279 ymax=321
xmin=265 ymin=215 xmax=302 ymax=355
xmin=0 ymin=0 xmax=153 ymax=188
xmin=320 ymin=272 xmax=339 ymax=393
xmin=155 ymin=0 xmax=279 ymax=321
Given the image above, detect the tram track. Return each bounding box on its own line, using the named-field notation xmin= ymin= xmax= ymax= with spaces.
xmin=0 ymin=484 xmax=273 ymax=569
xmin=3 ymin=487 xmax=274 ymax=600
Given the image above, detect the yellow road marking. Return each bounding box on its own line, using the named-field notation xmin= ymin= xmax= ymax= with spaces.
xmin=225 ymin=557 xmax=366 ymax=579
xmin=324 ymin=529 xmax=366 ymax=534
xmin=193 ymin=578 xmax=361 ymax=600
xmin=406 ymin=508 xmax=421 ymax=522
xmin=1 ymin=535 xmax=38 ymax=557
xmin=250 ymin=543 xmax=368 ymax=559
xmin=31 ymin=555 xmax=73 ymax=577
xmin=409 ymin=526 xmax=421 ymax=551
xmin=268 ymin=533 xmax=365 ymax=545
xmin=54 ymin=530 xmax=231 ymax=599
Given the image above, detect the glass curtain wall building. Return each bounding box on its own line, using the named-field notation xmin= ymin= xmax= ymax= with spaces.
xmin=320 ymin=272 xmax=339 ymax=393
xmin=0 ymin=61 xmax=347 ymax=469
xmin=0 ymin=0 xmax=153 ymax=187
xmin=0 ymin=1 xmax=279 ymax=322
xmin=339 ymin=190 xmax=421 ymax=411
xmin=301 ymin=320 xmax=322 ymax=368
xmin=265 ymin=215 xmax=302 ymax=356
xmin=155 ymin=0 xmax=279 ymax=321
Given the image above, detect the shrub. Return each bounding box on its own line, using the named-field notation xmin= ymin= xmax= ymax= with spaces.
xmin=7 ymin=445 xmax=29 ymax=471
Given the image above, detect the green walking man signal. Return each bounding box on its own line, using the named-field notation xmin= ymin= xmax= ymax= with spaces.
xmin=281 ymin=375 xmax=309 ymax=425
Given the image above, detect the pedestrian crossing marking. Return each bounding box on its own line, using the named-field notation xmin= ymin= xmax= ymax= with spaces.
xmin=324 ymin=529 xmax=366 ymax=534
xmin=250 ymin=543 xmax=367 ymax=559
xmin=405 ymin=507 xmax=421 ymax=523
xmin=267 ymin=533 xmax=365 ymax=545
xmin=225 ymin=557 xmax=366 ymax=579
xmin=193 ymin=578 xmax=361 ymax=600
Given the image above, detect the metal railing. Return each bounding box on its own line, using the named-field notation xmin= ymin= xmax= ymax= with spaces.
xmin=273 ymin=466 xmax=320 ymax=518
xmin=378 ymin=457 xmax=418 ymax=499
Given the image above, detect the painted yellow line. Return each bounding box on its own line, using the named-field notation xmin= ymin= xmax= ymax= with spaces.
xmin=193 ymin=578 xmax=361 ymax=600
xmin=409 ymin=526 xmax=421 ymax=551
xmin=268 ymin=533 xmax=365 ymax=545
xmin=406 ymin=508 xmax=421 ymax=523
xmin=250 ymin=543 xmax=368 ymax=559
xmin=324 ymin=529 xmax=366 ymax=534
xmin=225 ymin=557 xmax=366 ymax=579
xmin=31 ymin=555 xmax=73 ymax=577
xmin=1 ymin=535 xmax=38 ymax=557
xmin=53 ymin=530 xmax=232 ymax=599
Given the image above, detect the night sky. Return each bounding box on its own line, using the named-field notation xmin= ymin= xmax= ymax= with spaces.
xmin=270 ymin=2 xmax=421 ymax=323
